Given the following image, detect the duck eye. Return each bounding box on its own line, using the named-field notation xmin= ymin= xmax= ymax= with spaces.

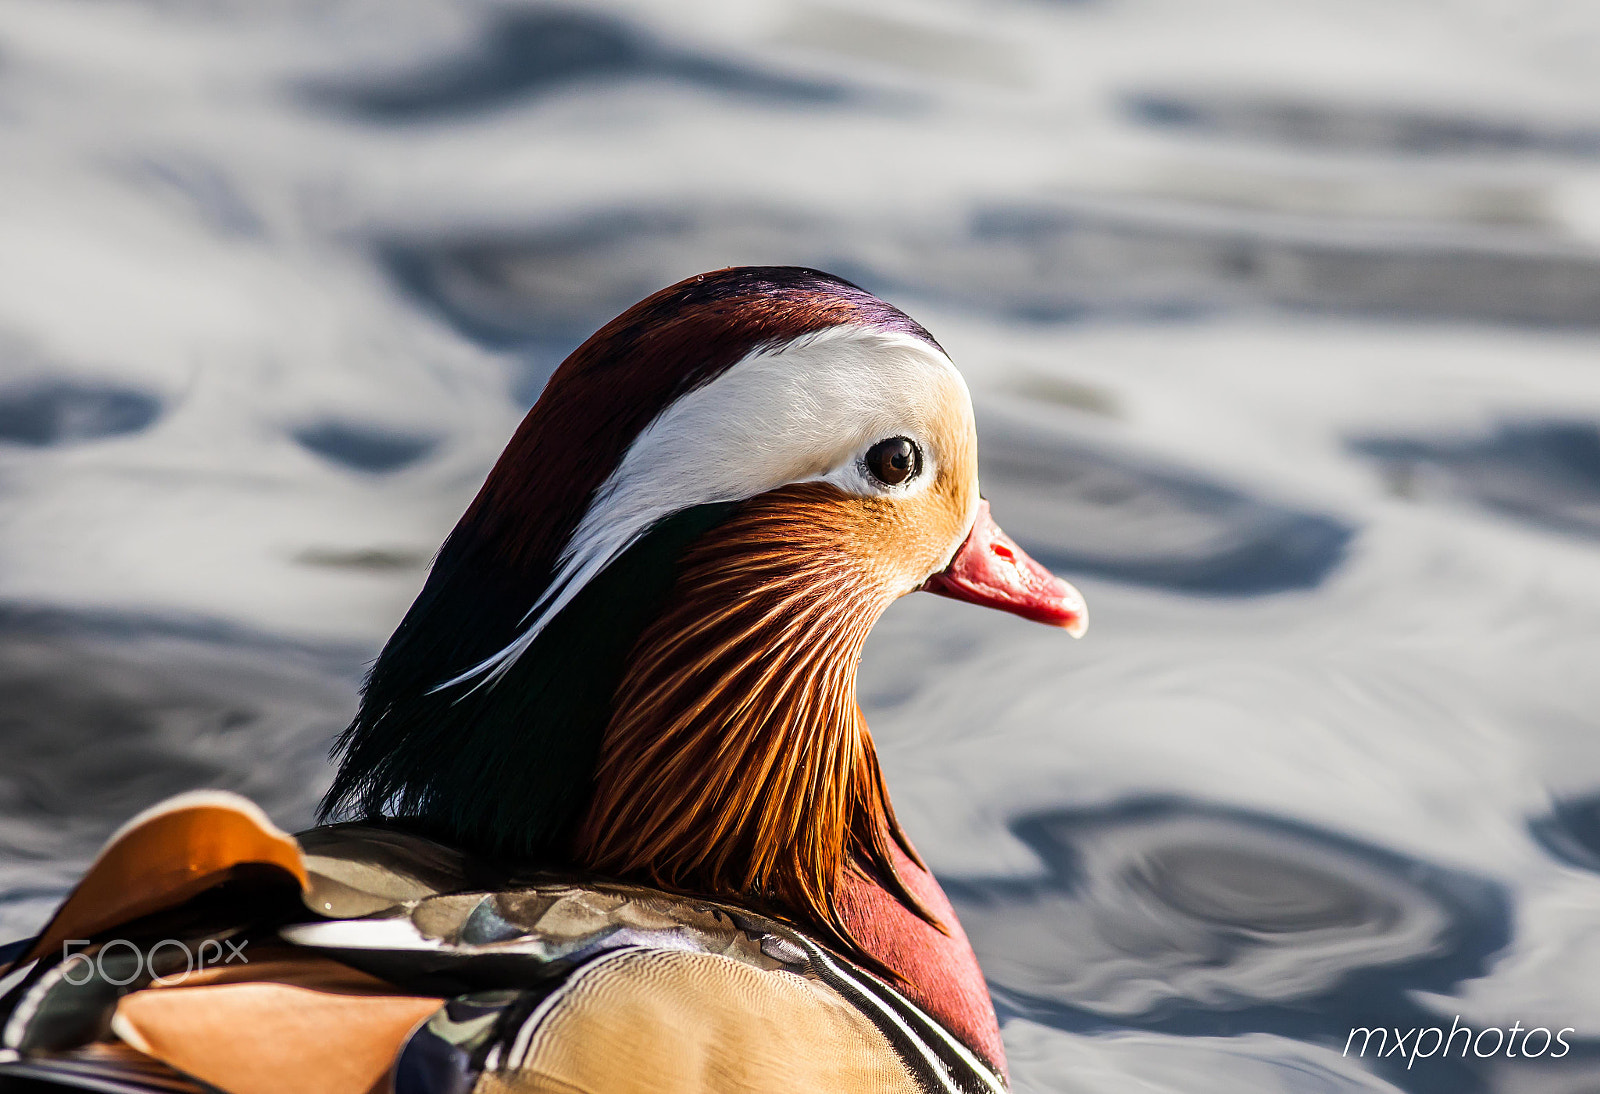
xmin=864 ymin=437 xmax=922 ymax=487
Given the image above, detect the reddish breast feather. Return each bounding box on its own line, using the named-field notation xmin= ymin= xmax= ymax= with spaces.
xmin=836 ymin=840 xmax=1006 ymax=1078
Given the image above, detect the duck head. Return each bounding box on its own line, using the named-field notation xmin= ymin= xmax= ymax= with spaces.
xmin=323 ymin=266 xmax=1083 ymax=971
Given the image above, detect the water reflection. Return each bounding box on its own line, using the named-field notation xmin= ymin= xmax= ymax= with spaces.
xmin=947 ymin=799 xmax=1511 ymax=1093
xmin=977 ymin=404 xmax=1352 ymax=594
xmin=968 ymin=206 xmax=1600 ymax=329
xmin=1350 ymin=421 xmax=1600 ymax=541
xmin=309 ymin=7 xmax=851 ymax=122
xmin=948 ymin=799 xmax=1508 ymax=1021
xmin=293 ymin=419 xmax=440 ymax=475
xmin=1531 ymin=795 xmax=1600 ymax=873
xmin=1122 ymin=91 xmax=1600 ymax=159
xmin=381 ymin=198 xmax=1600 ymax=387
xmin=120 ymin=155 xmax=265 ymax=240
xmin=0 ymin=380 xmax=161 ymax=448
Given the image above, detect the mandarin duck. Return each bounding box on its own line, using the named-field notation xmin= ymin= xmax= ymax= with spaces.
xmin=0 ymin=267 xmax=1086 ymax=1094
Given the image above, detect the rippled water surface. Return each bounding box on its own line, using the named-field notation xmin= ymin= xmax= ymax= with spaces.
xmin=3 ymin=2 xmax=1600 ymax=1091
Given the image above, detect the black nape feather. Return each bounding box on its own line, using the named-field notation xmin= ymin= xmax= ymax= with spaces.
xmin=320 ymin=502 xmax=739 ymax=863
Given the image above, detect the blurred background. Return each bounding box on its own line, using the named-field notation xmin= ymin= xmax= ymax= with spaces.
xmin=3 ymin=1 xmax=1600 ymax=1090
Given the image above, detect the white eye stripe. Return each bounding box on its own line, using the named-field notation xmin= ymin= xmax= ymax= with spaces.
xmin=433 ymin=325 xmax=969 ymax=693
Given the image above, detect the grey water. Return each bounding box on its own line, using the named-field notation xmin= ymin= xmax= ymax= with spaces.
xmin=3 ymin=2 xmax=1600 ymax=1091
